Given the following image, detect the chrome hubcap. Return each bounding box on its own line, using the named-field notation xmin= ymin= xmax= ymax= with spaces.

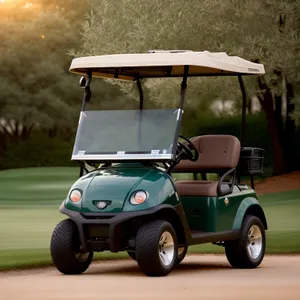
xmin=75 ymin=252 xmax=89 ymax=262
xmin=247 ymin=225 xmax=262 ymax=259
xmin=158 ymin=231 xmax=175 ymax=266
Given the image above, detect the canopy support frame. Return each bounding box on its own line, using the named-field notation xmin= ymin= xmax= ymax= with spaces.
xmin=79 ymin=72 xmax=92 ymax=177
xmin=238 ymin=75 xmax=247 ymax=146
xmin=179 ymin=65 xmax=189 ymax=110
xmin=169 ymin=65 xmax=190 ymax=167
xmin=237 ymin=75 xmax=255 ymax=188
xmin=136 ymin=78 xmax=144 ymax=109
xmin=81 ymin=72 xmax=92 ymax=112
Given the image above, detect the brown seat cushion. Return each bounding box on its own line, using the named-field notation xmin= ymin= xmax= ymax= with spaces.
xmin=174 ymin=135 xmax=241 ymax=172
xmin=175 ymin=180 xmax=230 ymax=197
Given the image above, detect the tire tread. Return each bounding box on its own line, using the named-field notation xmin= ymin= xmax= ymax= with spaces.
xmin=136 ymin=220 xmax=177 ymax=276
xmin=225 ymin=215 xmax=265 ymax=268
xmin=50 ymin=219 xmax=93 ymax=274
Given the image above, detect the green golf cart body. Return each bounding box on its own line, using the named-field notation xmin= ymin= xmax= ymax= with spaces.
xmin=50 ymin=50 xmax=267 ymax=276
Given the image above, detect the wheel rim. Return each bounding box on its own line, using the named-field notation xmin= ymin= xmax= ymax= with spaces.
xmin=247 ymin=225 xmax=262 ymax=259
xmin=178 ymin=247 xmax=185 ymax=256
xmin=75 ymin=252 xmax=89 ymax=262
xmin=158 ymin=231 xmax=175 ymax=266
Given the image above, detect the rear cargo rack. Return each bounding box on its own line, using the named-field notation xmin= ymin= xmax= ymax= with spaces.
xmin=237 ymin=147 xmax=265 ymax=188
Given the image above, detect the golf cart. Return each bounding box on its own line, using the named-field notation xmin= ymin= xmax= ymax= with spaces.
xmin=50 ymin=50 xmax=267 ymax=276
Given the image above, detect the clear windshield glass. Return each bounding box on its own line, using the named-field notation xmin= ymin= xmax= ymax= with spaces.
xmin=72 ymin=109 xmax=180 ymax=161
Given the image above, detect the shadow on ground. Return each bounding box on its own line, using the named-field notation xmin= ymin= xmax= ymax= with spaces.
xmin=83 ymin=260 xmax=232 ymax=277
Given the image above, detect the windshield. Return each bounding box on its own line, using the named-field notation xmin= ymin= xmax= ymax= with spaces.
xmin=72 ymin=109 xmax=181 ymax=161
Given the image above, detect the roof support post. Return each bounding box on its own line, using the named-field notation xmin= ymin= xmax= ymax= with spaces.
xmin=169 ymin=65 xmax=190 ymax=161
xmin=81 ymin=72 xmax=92 ymax=112
xmin=79 ymin=72 xmax=92 ymax=177
xmin=179 ymin=65 xmax=189 ymax=110
xmin=238 ymin=75 xmax=247 ymax=146
xmin=136 ymin=78 xmax=144 ymax=110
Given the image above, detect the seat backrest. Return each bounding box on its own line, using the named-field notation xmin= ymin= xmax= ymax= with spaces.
xmin=174 ymin=135 xmax=241 ymax=172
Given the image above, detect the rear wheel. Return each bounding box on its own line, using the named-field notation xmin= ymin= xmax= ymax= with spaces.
xmin=177 ymin=246 xmax=188 ymax=264
xmin=50 ymin=219 xmax=93 ymax=274
xmin=225 ymin=215 xmax=265 ymax=268
xmin=136 ymin=220 xmax=177 ymax=276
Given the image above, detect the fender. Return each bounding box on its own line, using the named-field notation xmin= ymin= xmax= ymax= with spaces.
xmin=232 ymin=197 xmax=268 ymax=230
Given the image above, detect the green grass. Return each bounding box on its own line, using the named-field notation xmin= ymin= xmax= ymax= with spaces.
xmin=0 ymin=167 xmax=78 ymax=205
xmin=0 ymin=167 xmax=299 ymax=270
xmin=259 ymin=189 xmax=300 ymax=253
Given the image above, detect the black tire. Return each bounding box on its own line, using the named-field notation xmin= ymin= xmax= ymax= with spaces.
xmin=50 ymin=219 xmax=93 ymax=274
xmin=127 ymin=251 xmax=136 ymax=260
xmin=177 ymin=246 xmax=188 ymax=264
xmin=225 ymin=215 xmax=266 ymax=268
xmin=136 ymin=220 xmax=178 ymax=276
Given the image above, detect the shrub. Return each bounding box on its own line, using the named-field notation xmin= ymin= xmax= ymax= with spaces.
xmin=0 ymin=132 xmax=77 ymax=170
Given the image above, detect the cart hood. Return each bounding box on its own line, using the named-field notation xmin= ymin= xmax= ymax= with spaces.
xmin=65 ymin=165 xmax=176 ymax=213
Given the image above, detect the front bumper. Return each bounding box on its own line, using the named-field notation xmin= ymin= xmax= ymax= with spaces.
xmin=59 ymin=204 xmax=179 ymax=253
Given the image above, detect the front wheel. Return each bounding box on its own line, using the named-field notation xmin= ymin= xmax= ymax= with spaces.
xmin=50 ymin=219 xmax=93 ymax=274
xmin=225 ymin=215 xmax=266 ymax=268
xmin=177 ymin=246 xmax=188 ymax=264
xmin=136 ymin=220 xmax=178 ymax=276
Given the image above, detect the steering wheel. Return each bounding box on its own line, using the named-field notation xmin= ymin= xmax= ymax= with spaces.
xmin=177 ymin=135 xmax=199 ymax=162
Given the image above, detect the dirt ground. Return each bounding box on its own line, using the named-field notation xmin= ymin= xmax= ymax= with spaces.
xmin=0 ymin=255 xmax=299 ymax=300
xmin=254 ymin=171 xmax=300 ymax=195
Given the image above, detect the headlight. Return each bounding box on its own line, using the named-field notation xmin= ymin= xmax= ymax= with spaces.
xmin=130 ymin=191 xmax=148 ymax=205
xmin=69 ymin=189 xmax=82 ymax=203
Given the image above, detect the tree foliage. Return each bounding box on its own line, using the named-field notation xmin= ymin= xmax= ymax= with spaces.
xmin=76 ymin=0 xmax=300 ymax=174
xmin=0 ymin=2 xmax=83 ymax=136
xmin=0 ymin=0 xmax=131 ymax=143
xmin=77 ymin=0 xmax=300 ymax=103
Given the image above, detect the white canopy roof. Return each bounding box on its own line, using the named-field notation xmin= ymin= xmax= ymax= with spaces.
xmin=69 ymin=50 xmax=265 ymax=81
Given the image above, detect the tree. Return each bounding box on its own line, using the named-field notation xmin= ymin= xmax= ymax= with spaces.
xmin=0 ymin=1 xmax=132 ymax=153
xmin=0 ymin=6 xmax=79 ymax=142
xmin=75 ymin=0 xmax=300 ymax=175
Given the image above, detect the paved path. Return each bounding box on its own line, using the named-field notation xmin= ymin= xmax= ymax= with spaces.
xmin=0 ymin=255 xmax=299 ymax=300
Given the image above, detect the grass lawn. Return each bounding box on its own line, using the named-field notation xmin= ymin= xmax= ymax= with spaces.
xmin=0 ymin=167 xmax=299 ymax=270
